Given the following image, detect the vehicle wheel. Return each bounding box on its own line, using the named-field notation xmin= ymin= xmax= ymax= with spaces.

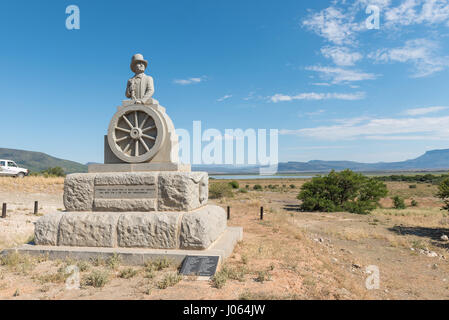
xmin=16 ymin=172 xmax=25 ymax=179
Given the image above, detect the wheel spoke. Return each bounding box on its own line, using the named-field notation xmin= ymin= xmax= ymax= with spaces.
xmin=122 ymin=115 xmax=133 ymax=128
xmin=139 ymin=115 xmax=149 ymax=129
xmin=139 ymin=138 xmax=150 ymax=152
xmin=115 ymin=126 xmax=131 ymax=133
xmin=142 ymin=134 xmax=156 ymax=141
xmin=142 ymin=125 xmax=156 ymax=133
xmin=134 ymin=111 xmax=139 ymax=127
xmin=115 ymin=136 xmax=129 ymax=143
xmin=135 ymin=140 xmax=139 ymax=156
xmin=123 ymin=141 xmax=132 ymax=153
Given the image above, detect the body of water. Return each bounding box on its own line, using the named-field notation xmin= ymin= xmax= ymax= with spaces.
xmin=210 ymin=175 xmax=313 ymax=180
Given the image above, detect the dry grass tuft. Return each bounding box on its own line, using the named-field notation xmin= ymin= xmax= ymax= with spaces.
xmin=0 ymin=176 xmax=64 ymax=193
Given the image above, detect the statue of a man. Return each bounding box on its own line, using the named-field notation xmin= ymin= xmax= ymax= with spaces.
xmin=126 ymin=54 xmax=154 ymax=104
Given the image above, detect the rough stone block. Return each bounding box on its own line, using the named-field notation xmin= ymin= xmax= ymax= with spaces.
xmin=34 ymin=213 xmax=63 ymax=246
xmin=94 ymin=172 xmax=157 ymax=185
xmin=58 ymin=212 xmax=121 ymax=247
xmin=158 ymin=172 xmax=208 ymax=211
xmin=180 ymin=205 xmax=227 ymax=250
xmin=117 ymin=212 xmax=181 ymax=249
xmin=93 ymin=199 xmax=156 ymax=212
xmin=64 ymin=174 xmax=95 ymax=211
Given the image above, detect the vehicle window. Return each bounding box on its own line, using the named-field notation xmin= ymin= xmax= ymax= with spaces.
xmin=0 ymin=161 xmax=5 ymax=167
xmin=8 ymin=162 xmax=17 ymax=167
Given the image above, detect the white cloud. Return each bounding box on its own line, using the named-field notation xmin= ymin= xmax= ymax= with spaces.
xmin=173 ymin=77 xmax=203 ymax=85
xmin=303 ymin=0 xmax=449 ymax=42
xmin=306 ymin=66 xmax=378 ymax=83
xmin=217 ymin=94 xmax=232 ymax=102
xmin=270 ymin=91 xmax=365 ymax=103
xmin=305 ymin=109 xmax=326 ymax=116
xmin=385 ymin=0 xmax=449 ymax=27
xmin=321 ymin=46 xmax=363 ymax=66
xmin=302 ymin=6 xmax=361 ymax=45
xmin=369 ymin=39 xmax=449 ymax=77
xmin=280 ymin=115 xmax=449 ymax=140
xmin=404 ymin=106 xmax=449 ymax=115
xmin=303 ymin=1 xmax=449 ymax=79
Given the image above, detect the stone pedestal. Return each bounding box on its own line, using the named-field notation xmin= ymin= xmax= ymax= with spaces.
xmin=30 ymin=170 xmax=231 ymax=251
xmin=34 ymin=205 xmax=227 ymax=250
xmin=63 ymin=171 xmax=208 ymax=212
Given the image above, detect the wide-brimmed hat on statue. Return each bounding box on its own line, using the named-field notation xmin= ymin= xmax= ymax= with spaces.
xmin=130 ymin=53 xmax=148 ymax=72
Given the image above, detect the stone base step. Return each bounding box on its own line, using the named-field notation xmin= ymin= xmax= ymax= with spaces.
xmin=2 ymin=227 xmax=243 ymax=267
xmin=34 ymin=205 xmax=227 ymax=250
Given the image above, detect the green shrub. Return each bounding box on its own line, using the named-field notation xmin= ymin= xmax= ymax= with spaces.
xmin=228 ymin=181 xmax=239 ymax=189
xmin=409 ymin=184 xmax=417 ymax=189
xmin=107 ymin=253 xmax=121 ymax=270
xmin=209 ymin=182 xmax=234 ymax=199
xmin=290 ymin=184 xmax=296 ymax=189
xmin=253 ymin=184 xmax=263 ymax=191
xmin=297 ymin=170 xmax=388 ymax=215
xmin=376 ymin=173 xmax=448 ymax=185
xmin=254 ymin=270 xmax=271 ymax=283
xmin=238 ymin=188 xmax=248 ymax=193
xmin=40 ymin=167 xmax=66 ymax=177
xmin=211 ymin=270 xmax=227 ymax=289
xmin=392 ymin=196 xmax=406 ymax=209
xmin=151 ymin=258 xmax=172 ymax=271
xmin=83 ymin=270 xmax=109 ymax=288
xmin=437 ymin=177 xmax=449 ymax=212
xmin=118 ymin=268 xmax=138 ymax=279
xmin=411 ymin=199 xmax=418 ymax=207
xmin=157 ymin=273 xmax=182 ymax=289
xmin=76 ymin=261 xmax=91 ymax=272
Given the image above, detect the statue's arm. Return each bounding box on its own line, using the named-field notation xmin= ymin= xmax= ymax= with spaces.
xmin=141 ymin=76 xmax=155 ymax=103
xmin=125 ymin=79 xmax=132 ymax=98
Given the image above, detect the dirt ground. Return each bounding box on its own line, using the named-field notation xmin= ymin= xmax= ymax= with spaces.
xmin=0 ymin=177 xmax=449 ymax=300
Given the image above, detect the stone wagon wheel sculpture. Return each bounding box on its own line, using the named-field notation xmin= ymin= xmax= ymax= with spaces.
xmin=107 ymin=105 xmax=165 ymax=163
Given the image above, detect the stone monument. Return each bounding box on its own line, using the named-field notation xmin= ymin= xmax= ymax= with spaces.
xmin=7 ymin=54 xmax=242 ymax=266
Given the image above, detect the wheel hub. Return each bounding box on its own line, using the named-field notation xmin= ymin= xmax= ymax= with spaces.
xmin=130 ymin=127 xmax=142 ymax=139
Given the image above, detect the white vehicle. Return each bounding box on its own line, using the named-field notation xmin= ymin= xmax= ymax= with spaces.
xmin=0 ymin=160 xmax=29 ymax=178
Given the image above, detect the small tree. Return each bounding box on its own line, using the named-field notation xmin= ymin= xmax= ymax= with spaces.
xmin=297 ymin=170 xmax=387 ymax=214
xmin=209 ymin=182 xmax=234 ymax=199
xmin=437 ymin=177 xmax=449 ymax=212
xmin=41 ymin=167 xmax=66 ymax=177
xmin=392 ymin=196 xmax=406 ymax=209
xmin=228 ymin=181 xmax=239 ymax=189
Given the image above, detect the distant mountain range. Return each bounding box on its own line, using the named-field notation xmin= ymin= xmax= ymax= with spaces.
xmin=3 ymin=147 xmax=449 ymax=175
xmin=194 ymin=149 xmax=449 ymax=174
xmin=0 ymin=148 xmax=87 ymax=174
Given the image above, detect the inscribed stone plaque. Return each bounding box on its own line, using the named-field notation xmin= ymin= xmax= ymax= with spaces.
xmin=179 ymin=255 xmax=220 ymax=277
xmin=94 ymin=185 xmax=156 ymax=199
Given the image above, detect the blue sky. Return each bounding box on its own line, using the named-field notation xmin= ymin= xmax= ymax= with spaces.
xmin=1 ymin=0 xmax=449 ymax=165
